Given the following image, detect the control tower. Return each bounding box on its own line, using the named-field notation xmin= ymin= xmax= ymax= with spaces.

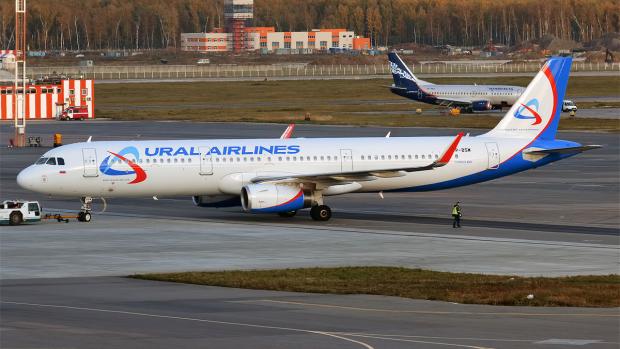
xmin=224 ymin=0 xmax=253 ymax=53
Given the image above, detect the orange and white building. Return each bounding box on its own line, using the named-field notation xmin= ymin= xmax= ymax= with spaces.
xmin=0 ymin=79 xmax=94 ymax=120
xmin=181 ymin=28 xmax=371 ymax=53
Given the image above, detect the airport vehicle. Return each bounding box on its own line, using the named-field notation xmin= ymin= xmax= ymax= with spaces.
xmin=59 ymin=106 xmax=88 ymax=121
xmin=17 ymin=57 xmax=599 ymax=222
xmin=388 ymin=52 xmax=526 ymax=112
xmin=562 ymin=100 xmax=578 ymax=112
xmin=0 ymin=200 xmax=41 ymax=225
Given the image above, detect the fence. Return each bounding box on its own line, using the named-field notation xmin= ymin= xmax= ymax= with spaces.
xmin=26 ymin=61 xmax=620 ymax=80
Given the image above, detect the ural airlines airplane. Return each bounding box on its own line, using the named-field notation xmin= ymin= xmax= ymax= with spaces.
xmin=389 ymin=52 xmax=526 ymax=112
xmin=17 ymin=57 xmax=598 ymax=222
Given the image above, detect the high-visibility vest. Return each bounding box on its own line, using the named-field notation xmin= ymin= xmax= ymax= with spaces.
xmin=452 ymin=206 xmax=459 ymax=215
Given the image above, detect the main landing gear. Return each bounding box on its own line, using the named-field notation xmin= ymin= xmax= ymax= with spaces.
xmin=77 ymin=196 xmax=93 ymax=222
xmin=310 ymin=205 xmax=332 ymax=221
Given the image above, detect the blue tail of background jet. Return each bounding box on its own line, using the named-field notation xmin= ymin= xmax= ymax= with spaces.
xmin=388 ymin=52 xmax=423 ymax=91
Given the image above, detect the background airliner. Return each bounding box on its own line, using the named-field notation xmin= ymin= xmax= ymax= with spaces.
xmin=389 ymin=52 xmax=526 ymax=112
xmin=17 ymin=57 xmax=598 ymax=222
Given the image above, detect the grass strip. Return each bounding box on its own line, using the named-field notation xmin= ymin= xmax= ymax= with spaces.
xmin=130 ymin=267 xmax=620 ymax=307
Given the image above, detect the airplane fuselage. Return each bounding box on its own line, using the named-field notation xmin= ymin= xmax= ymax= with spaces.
xmin=391 ymin=84 xmax=525 ymax=107
xmin=18 ymin=136 xmax=576 ymax=198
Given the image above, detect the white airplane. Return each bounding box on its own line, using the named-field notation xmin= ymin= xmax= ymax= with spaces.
xmin=389 ymin=52 xmax=526 ymax=111
xmin=17 ymin=57 xmax=599 ymax=222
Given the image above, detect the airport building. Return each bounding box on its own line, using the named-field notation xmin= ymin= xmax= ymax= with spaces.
xmin=0 ymin=79 xmax=95 ymax=120
xmin=180 ymin=0 xmax=370 ymax=53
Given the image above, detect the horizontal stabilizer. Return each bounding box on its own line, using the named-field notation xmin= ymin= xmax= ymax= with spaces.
xmin=524 ymin=145 xmax=602 ymax=155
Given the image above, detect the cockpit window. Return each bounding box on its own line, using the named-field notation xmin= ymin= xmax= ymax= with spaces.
xmin=57 ymin=158 xmax=65 ymax=165
xmin=46 ymin=157 xmax=57 ymax=165
xmin=35 ymin=157 xmax=48 ymax=165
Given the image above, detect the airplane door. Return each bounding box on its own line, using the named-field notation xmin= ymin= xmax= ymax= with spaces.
xmin=82 ymin=148 xmax=99 ymax=177
xmin=340 ymin=149 xmax=353 ymax=172
xmin=199 ymin=147 xmax=213 ymax=175
xmin=485 ymin=142 xmax=500 ymax=170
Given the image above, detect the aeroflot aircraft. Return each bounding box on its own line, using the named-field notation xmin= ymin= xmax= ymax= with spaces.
xmin=17 ymin=57 xmax=598 ymax=222
xmin=389 ymin=52 xmax=526 ymax=112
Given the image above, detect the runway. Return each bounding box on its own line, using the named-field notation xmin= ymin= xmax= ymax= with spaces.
xmin=1 ymin=121 xmax=618 ymax=349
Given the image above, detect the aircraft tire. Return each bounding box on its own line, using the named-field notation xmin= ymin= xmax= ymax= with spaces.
xmin=82 ymin=212 xmax=92 ymax=222
xmin=310 ymin=205 xmax=331 ymax=221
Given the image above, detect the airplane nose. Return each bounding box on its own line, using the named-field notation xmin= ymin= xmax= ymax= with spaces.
xmin=16 ymin=167 xmax=35 ymax=190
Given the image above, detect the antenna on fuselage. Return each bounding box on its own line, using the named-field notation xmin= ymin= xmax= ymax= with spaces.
xmin=86 ymin=136 xmax=92 ymax=142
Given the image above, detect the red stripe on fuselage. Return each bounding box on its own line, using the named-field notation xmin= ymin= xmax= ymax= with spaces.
xmin=107 ymin=151 xmax=147 ymax=184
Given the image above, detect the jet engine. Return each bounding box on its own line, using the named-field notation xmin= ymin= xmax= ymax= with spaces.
xmin=472 ymin=100 xmax=493 ymax=111
xmin=241 ymin=184 xmax=311 ymax=213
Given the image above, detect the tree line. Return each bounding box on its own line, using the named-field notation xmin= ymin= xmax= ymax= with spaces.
xmin=0 ymin=0 xmax=617 ymax=51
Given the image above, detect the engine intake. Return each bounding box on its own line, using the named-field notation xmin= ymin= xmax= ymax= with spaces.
xmin=241 ymin=184 xmax=310 ymax=213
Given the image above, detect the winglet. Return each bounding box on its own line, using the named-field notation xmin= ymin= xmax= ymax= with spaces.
xmin=280 ymin=124 xmax=295 ymax=139
xmin=435 ymin=132 xmax=464 ymax=167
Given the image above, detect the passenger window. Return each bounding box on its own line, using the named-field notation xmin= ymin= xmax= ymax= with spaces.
xmin=174 ymin=158 xmax=179 ymax=163
xmin=388 ymin=155 xmax=392 ymax=160
xmin=381 ymin=155 xmax=385 ymax=160
xmin=361 ymin=155 xmax=365 ymax=160
xmin=320 ymin=156 xmax=324 ymax=160
xmin=46 ymin=157 xmax=57 ymax=165
xmin=327 ymin=156 xmax=331 ymax=161
xmin=57 ymin=158 xmax=65 ymax=165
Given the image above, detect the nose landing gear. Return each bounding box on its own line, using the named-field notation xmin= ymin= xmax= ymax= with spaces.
xmin=77 ymin=196 xmax=93 ymax=222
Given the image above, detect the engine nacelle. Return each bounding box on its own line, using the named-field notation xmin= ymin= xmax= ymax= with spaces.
xmin=472 ymin=100 xmax=492 ymax=111
xmin=192 ymin=195 xmax=241 ymax=208
xmin=241 ymin=184 xmax=310 ymax=213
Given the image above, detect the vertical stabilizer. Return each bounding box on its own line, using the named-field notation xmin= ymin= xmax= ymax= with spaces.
xmin=388 ymin=52 xmax=426 ymax=91
xmin=486 ymin=57 xmax=572 ymax=140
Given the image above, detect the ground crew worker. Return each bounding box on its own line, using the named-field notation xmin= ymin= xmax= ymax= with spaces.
xmin=452 ymin=201 xmax=462 ymax=228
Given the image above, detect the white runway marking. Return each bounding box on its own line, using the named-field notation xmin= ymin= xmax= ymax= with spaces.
xmin=1 ymin=301 xmax=375 ymax=349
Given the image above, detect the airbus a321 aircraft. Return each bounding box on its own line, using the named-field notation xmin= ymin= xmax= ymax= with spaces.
xmin=17 ymin=57 xmax=598 ymax=222
xmin=389 ymin=52 xmax=526 ymax=112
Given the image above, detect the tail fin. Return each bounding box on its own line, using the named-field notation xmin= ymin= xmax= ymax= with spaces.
xmin=486 ymin=57 xmax=572 ymax=140
xmin=388 ymin=52 xmax=424 ymax=91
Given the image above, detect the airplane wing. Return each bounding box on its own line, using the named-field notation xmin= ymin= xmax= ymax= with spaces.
xmin=251 ymin=133 xmax=464 ymax=186
xmin=435 ymin=97 xmax=475 ymax=106
xmin=280 ymin=124 xmax=295 ymax=139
